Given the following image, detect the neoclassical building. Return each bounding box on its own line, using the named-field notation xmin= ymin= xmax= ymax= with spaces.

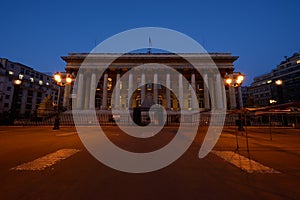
xmin=61 ymin=53 xmax=239 ymax=111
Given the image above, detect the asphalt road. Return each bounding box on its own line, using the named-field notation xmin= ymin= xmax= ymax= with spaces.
xmin=1 ymin=126 xmax=300 ymax=199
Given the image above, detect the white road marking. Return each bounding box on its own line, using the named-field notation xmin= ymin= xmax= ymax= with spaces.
xmin=212 ymin=150 xmax=280 ymax=173
xmin=56 ymin=132 xmax=77 ymax=137
xmin=11 ymin=149 xmax=80 ymax=171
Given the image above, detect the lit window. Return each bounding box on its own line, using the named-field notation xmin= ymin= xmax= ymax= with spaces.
xmin=46 ymin=82 xmax=49 ymax=86
xmin=107 ymin=78 xmax=112 ymax=90
xmin=19 ymin=74 xmax=24 ymax=79
xmin=9 ymin=71 xmax=14 ymax=75
xmin=267 ymin=80 xmax=272 ymax=84
xmin=39 ymin=80 xmax=43 ymax=85
xmin=297 ymin=60 xmax=300 ymax=64
xmin=30 ymin=77 xmax=34 ymax=82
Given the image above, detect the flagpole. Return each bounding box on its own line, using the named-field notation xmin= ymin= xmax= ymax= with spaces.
xmin=148 ymin=37 xmax=152 ymax=54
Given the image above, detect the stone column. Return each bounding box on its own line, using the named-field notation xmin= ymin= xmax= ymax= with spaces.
xmin=215 ymin=74 xmax=224 ymax=109
xmin=128 ymin=71 xmax=133 ymax=110
xmin=101 ymin=72 xmax=108 ymax=110
xmin=166 ymin=72 xmax=171 ymax=110
xmin=203 ymin=73 xmax=210 ymax=110
xmin=84 ymin=71 xmax=91 ymax=109
xmin=89 ymin=72 xmax=97 ymax=109
xmin=76 ymin=72 xmax=84 ymax=109
xmin=229 ymin=86 xmax=237 ymax=110
xmin=222 ymin=78 xmax=227 ymax=110
xmin=141 ymin=71 xmax=145 ymax=104
xmin=178 ymin=72 xmax=184 ymax=110
xmin=115 ymin=69 xmax=121 ymax=110
xmin=208 ymin=75 xmax=215 ymax=109
xmin=63 ymin=83 xmax=71 ymax=109
xmin=153 ymin=70 xmax=158 ymax=104
xmin=191 ymin=70 xmax=197 ymax=110
xmin=238 ymin=86 xmax=243 ymax=109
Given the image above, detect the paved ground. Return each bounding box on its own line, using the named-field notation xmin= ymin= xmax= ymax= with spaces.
xmin=1 ymin=126 xmax=300 ymax=199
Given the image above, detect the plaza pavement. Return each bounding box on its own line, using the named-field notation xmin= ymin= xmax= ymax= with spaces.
xmin=0 ymin=126 xmax=300 ymax=199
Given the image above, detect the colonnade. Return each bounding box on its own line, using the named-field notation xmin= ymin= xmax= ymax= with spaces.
xmin=63 ymin=68 xmax=237 ymax=111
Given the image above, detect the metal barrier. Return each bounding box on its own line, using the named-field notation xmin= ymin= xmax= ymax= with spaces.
xmin=10 ymin=111 xmax=300 ymax=128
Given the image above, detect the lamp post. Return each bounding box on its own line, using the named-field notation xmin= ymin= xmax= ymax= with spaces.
xmin=53 ymin=72 xmax=72 ymax=130
xmin=225 ymin=72 xmax=245 ymax=131
xmin=275 ymin=79 xmax=283 ymax=104
xmin=9 ymin=79 xmax=22 ymax=125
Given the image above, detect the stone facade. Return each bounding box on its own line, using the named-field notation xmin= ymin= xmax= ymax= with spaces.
xmin=61 ymin=53 xmax=239 ymax=111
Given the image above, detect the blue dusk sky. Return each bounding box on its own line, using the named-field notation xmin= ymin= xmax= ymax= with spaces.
xmin=1 ymin=0 xmax=299 ymax=85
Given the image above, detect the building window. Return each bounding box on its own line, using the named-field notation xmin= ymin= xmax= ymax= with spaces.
xmin=4 ymin=103 xmax=9 ymax=108
xmin=135 ymin=96 xmax=141 ymax=107
xmin=95 ymin=97 xmax=101 ymax=109
xmin=26 ymin=104 xmax=32 ymax=109
xmin=107 ymin=78 xmax=112 ymax=90
xmin=27 ymin=97 xmax=32 ymax=103
xmin=146 ymin=83 xmax=152 ymax=90
xmin=19 ymin=74 xmax=24 ymax=80
xmin=158 ymin=96 xmax=163 ymax=105
xmin=36 ymin=98 xmax=41 ymax=104
xmin=7 ymin=86 xmax=11 ymax=91
xmin=5 ymin=95 xmax=10 ymax=99
xmin=8 ymin=71 xmax=14 ymax=75
xmin=297 ymin=60 xmax=300 ymax=64
xmin=198 ymin=98 xmax=204 ymax=108
xmin=28 ymin=91 xmax=33 ymax=96
xmin=188 ymin=99 xmax=192 ymax=109
xmin=197 ymin=83 xmax=203 ymax=90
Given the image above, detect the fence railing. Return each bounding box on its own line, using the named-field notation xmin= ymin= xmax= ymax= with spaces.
xmin=9 ymin=111 xmax=300 ymax=128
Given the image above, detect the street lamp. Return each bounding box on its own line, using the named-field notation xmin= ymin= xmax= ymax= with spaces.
xmin=225 ymin=72 xmax=245 ymax=108
xmin=9 ymin=79 xmax=22 ymax=125
xmin=225 ymin=72 xmax=245 ymax=131
xmin=269 ymin=79 xmax=283 ymax=105
xmin=275 ymin=79 xmax=282 ymax=86
xmin=14 ymin=79 xmax=22 ymax=85
xmin=275 ymin=79 xmax=283 ymax=104
xmin=53 ymin=72 xmax=73 ymax=130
